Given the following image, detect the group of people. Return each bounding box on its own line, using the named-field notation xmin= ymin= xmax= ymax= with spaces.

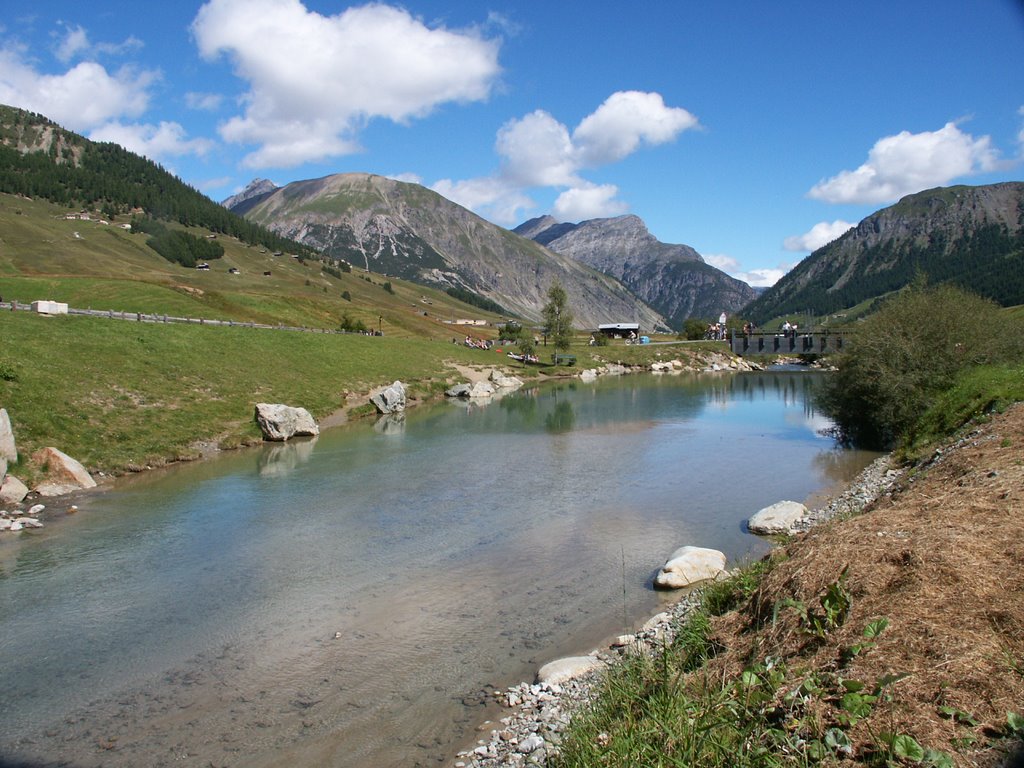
xmin=704 ymin=323 xmax=727 ymax=340
xmin=780 ymin=321 xmax=800 ymax=337
xmin=461 ymin=336 xmax=493 ymax=349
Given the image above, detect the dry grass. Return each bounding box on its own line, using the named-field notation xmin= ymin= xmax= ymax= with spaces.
xmin=709 ymin=404 xmax=1024 ymax=765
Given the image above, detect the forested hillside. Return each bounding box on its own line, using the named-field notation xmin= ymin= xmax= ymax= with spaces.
xmin=0 ymin=105 xmax=314 ymax=258
xmin=744 ymin=183 xmax=1024 ymax=324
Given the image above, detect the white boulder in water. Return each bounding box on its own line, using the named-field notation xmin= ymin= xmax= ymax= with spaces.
xmin=653 ymin=545 xmax=727 ymax=590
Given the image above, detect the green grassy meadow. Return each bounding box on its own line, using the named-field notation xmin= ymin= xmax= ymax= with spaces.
xmin=0 ymin=310 xmax=499 ymax=478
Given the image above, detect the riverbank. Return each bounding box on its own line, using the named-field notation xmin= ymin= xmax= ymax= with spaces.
xmin=452 ymin=452 xmax=905 ymax=767
xmin=0 ymin=326 xmax=755 ymax=529
xmin=454 ymin=403 xmax=1024 ymax=767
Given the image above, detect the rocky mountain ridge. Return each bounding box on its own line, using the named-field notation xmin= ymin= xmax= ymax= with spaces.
xmin=228 ymin=172 xmax=669 ymax=329
xmin=221 ymin=178 xmax=278 ymax=212
xmin=744 ymin=182 xmax=1024 ymax=323
xmin=515 ymin=214 xmax=758 ymax=328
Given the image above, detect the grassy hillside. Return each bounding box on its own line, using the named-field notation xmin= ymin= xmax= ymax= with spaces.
xmin=0 ymin=309 xmax=506 ymax=479
xmin=0 ymin=192 xmax=508 ymax=339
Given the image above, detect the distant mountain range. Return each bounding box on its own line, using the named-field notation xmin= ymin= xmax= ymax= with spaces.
xmin=745 ymin=182 xmax=1024 ymax=323
xmin=224 ymin=173 xmax=671 ymax=329
xmin=514 ymin=214 xmax=758 ymax=329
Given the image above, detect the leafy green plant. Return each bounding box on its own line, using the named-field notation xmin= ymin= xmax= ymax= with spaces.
xmin=841 ymin=616 xmax=890 ymax=665
xmin=0 ymin=359 xmax=18 ymax=381
xmin=776 ymin=566 xmax=852 ymax=639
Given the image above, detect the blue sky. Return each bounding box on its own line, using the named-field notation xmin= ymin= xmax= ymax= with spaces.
xmin=1 ymin=1 xmax=1022 ymax=286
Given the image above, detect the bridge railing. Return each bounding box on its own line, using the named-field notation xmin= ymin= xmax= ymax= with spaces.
xmin=730 ymin=331 xmax=852 ymax=357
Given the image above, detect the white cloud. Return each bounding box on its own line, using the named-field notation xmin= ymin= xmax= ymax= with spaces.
xmin=572 ymin=91 xmax=699 ymax=167
xmin=387 ymin=172 xmax=423 ymax=185
xmin=703 ymin=253 xmax=739 ymax=272
xmin=191 ymin=0 xmax=502 ymax=168
xmin=702 ymin=254 xmax=797 ymax=288
xmin=55 ymin=25 xmax=90 ymax=63
xmin=552 ymin=184 xmax=628 ymax=221
xmin=54 ymin=24 xmax=143 ymax=64
xmin=496 ymin=110 xmax=579 ymax=187
xmin=432 ymin=176 xmax=534 ymax=223
xmin=89 ymin=120 xmax=215 ymax=160
xmin=809 ymin=122 xmax=1000 ymax=204
xmin=740 ymin=267 xmax=790 ymax=288
xmin=783 ymin=220 xmax=855 ymax=252
xmin=186 ymin=91 xmax=223 ymax=111
xmin=435 ymin=90 xmax=697 ymax=225
xmin=0 ymin=46 xmax=156 ymax=131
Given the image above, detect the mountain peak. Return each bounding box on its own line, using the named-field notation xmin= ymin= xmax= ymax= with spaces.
xmin=222 ymin=178 xmax=279 ymax=210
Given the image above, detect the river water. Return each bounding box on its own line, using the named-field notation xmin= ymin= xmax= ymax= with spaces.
xmin=0 ymin=370 xmax=878 ymax=767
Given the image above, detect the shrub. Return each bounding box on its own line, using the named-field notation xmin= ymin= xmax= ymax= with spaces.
xmin=682 ymin=318 xmax=708 ymax=340
xmin=816 ymin=282 xmax=1021 ymax=449
xmin=338 ymin=312 xmax=367 ymax=333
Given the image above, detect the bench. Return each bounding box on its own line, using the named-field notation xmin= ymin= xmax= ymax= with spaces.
xmin=553 ymin=353 xmax=577 ymax=366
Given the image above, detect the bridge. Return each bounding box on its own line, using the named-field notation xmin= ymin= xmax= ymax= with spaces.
xmin=730 ymin=331 xmax=851 ymax=357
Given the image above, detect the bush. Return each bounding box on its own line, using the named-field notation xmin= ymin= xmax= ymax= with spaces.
xmin=338 ymin=312 xmax=368 ymax=333
xmin=682 ymin=318 xmax=708 ymax=340
xmin=816 ymin=283 xmax=1021 ymax=449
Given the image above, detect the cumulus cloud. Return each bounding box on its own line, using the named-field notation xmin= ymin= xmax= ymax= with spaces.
xmin=809 ymin=122 xmax=1000 ymax=204
xmin=553 ymin=184 xmax=628 ymax=221
xmin=740 ymin=267 xmax=792 ymax=288
xmin=89 ymin=120 xmax=214 ymax=160
xmin=496 ymin=110 xmax=579 ymax=187
xmin=191 ymin=0 xmax=502 ymax=168
xmin=703 ymin=253 xmax=795 ymax=288
xmin=432 ymin=176 xmax=535 ymax=224
xmin=703 ymin=253 xmax=739 ymax=272
xmin=572 ymin=91 xmax=699 ymax=167
xmin=435 ymin=90 xmax=698 ymax=224
xmin=783 ymin=220 xmax=855 ymax=252
xmin=0 ymin=45 xmax=156 ymax=131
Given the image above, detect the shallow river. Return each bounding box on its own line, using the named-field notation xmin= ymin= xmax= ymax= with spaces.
xmin=0 ymin=370 xmax=878 ymax=767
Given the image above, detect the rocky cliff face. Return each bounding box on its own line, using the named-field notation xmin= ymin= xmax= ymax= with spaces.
xmin=515 ymin=215 xmax=757 ymax=329
xmin=744 ymin=183 xmax=1024 ymax=323
xmin=228 ymin=173 xmax=668 ymax=329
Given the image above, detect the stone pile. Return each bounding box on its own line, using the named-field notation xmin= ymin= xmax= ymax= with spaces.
xmin=454 ymin=590 xmax=706 ymax=767
xmin=578 ymin=351 xmax=763 ymax=383
xmin=446 ymin=370 xmax=524 ymax=400
xmin=0 ymin=408 xmax=98 ymax=534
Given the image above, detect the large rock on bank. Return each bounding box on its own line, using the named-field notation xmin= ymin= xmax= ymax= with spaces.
xmin=445 ymin=381 xmax=494 ymax=399
xmin=0 ymin=408 xmax=16 ymax=464
xmin=254 ymin=403 xmax=319 ymax=441
xmin=370 ymin=381 xmax=407 ymax=414
xmin=747 ymin=500 xmax=809 ymax=535
xmin=536 ymin=655 xmax=606 ymax=686
xmin=31 ymin=447 xmax=98 ymax=496
xmin=653 ymin=545 xmax=727 ymax=590
xmin=0 ymin=474 xmax=29 ymax=505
